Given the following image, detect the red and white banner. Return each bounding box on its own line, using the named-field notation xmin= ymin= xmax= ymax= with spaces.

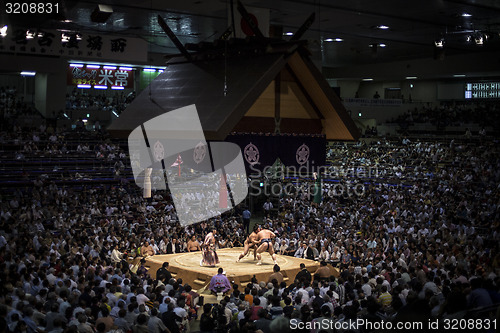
xmin=230 ymin=6 xmax=269 ymax=38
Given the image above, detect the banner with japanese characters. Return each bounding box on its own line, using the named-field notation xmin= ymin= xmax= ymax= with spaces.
xmin=67 ymin=65 xmax=134 ymax=88
xmin=0 ymin=28 xmax=147 ymax=62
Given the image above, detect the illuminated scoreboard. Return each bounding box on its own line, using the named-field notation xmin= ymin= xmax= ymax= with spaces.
xmin=465 ymin=82 xmax=500 ymax=99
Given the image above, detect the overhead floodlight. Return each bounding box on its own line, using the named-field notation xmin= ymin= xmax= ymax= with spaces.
xmin=474 ymin=35 xmax=484 ymax=45
xmin=61 ymin=33 xmax=70 ymax=43
xmin=434 ymin=38 xmax=444 ymax=48
xmin=377 ymin=25 xmax=390 ymax=30
xmin=284 ymin=32 xmax=293 ymax=36
xmin=461 ymin=13 xmax=472 ymax=17
xmin=26 ymin=30 xmax=35 ymax=39
xmin=0 ymin=25 xmax=7 ymax=37
xmin=379 ymin=43 xmax=386 ymax=48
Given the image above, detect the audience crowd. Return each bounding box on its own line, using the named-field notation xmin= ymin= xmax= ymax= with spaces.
xmin=65 ymin=89 xmax=136 ymax=115
xmin=387 ymin=101 xmax=499 ymax=131
xmin=0 ymin=121 xmax=498 ymax=333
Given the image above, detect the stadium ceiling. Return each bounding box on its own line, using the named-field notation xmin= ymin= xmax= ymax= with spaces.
xmin=5 ymin=0 xmax=500 ymax=79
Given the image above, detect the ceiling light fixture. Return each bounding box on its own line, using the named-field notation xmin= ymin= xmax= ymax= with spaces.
xmin=406 ymin=76 xmax=417 ymax=79
xmin=453 ymin=74 xmax=466 ymax=77
xmin=324 ymin=38 xmax=334 ymax=42
xmin=378 ymin=43 xmax=386 ymax=48
xmin=377 ymin=25 xmax=390 ymax=30
xmin=26 ymin=30 xmax=35 ymax=39
xmin=61 ymin=33 xmax=70 ymax=43
xmin=20 ymin=71 xmax=36 ymax=76
xmin=434 ymin=38 xmax=444 ymax=48
xmin=362 ymin=78 xmax=373 ymax=81
xmin=461 ymin=13 xmax=472 ymax=17
xmin=284 ymin=32 xmax=293 ymax=36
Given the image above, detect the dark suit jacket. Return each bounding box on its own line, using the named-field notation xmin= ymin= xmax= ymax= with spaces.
xmin=166 ymin=243 xmax=181 ymax=254
xmin=304 ymin=247 xmax=315 ymax=260
xmin=294 ymin=268 xmax=312 ymax=284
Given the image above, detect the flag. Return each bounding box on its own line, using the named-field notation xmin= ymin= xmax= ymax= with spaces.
xmin=219 ymin=173 xmax=228 ymax=209
xmin=230 ymin=6 xmax=269 ymax=38
xmin=171 ymin=154 xmax=183 ymax=176
xmin=170 ymin=154 xmax=183 ymax=167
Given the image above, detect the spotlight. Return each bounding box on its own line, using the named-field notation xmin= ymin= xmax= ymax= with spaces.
xmin=61 ymin=32 xmax=70 ymax=43
xmin=474 ymin=35 xmax=483 ymax=45
xmin=76 ymin=33 xmax=82 ymax=41
xmin=1 ymin=25 xmax=8 ymax=37
xmin=434 ymin=38 xmax=444 ymax=48
xmin=26 ymin=30 xmax=35 ymax=39
xmin=466 ymin=35 xmax=472 ymax=42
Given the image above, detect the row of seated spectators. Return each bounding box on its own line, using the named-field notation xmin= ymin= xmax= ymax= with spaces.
xmin=0 ymin=124 xmax=498 ymax=333
xmin=66 ymin=89 xmax=136 ymax=115
xmin=387 ymin=101 xmax=499 ymax=130
xmin=0 ymin=86 xmax=42 ymax=131
xmin=0 ymin=125 xmax=131 ymax=186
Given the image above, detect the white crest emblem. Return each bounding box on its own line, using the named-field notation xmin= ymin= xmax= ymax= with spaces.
xmin=153 ymin=141 xmax=165 ymax=162
xmin=244 ymin=142 xmax=260 ymax=165
xmin=193 ymin=141 xmax=207 ymax=164
xmin=296 ymin=143 xmax=310 ymax=165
